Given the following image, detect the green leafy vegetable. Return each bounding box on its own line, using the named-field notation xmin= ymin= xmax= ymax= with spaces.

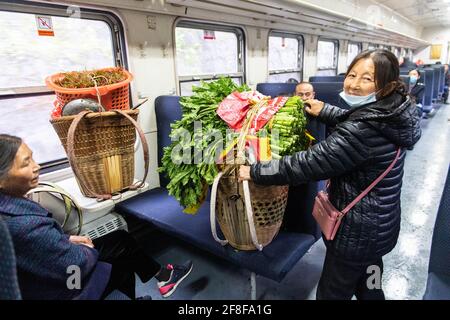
xmin=263 ymin=96 xmax=308 ymax=159
xmin=158 ymin=78 xmax=250 ymax=211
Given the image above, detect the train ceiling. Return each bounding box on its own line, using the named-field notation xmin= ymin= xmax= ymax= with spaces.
xmin=166 ymin=0 xmax=430 ymax=48
xmin=378 ymin=0 xmax=450 ymax=28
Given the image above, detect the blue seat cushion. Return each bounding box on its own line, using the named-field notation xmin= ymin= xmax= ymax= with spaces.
xmin=423 ymin=272 xmax=450 ymax=300
xmin=115 ymin=187 xmax=316 ymax=282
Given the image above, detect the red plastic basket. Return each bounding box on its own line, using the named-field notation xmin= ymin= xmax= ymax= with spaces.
xmin=45 ymin=67 xmax=133 ymax=111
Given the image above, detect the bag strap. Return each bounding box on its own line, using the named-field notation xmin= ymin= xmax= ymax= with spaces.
xmin=341 ymin=148 xmax=401 ymax=215
xmin=114 ymin=110 xmax=149 ymax=191
xmin=27 ymin=182 xmax=83 ymax=235
xmin=210 ymin=172 xmax=229 ymax=246
xmin=210 ymin=172 xmax=264 ymax=251
xmin=66 ymin=110 xmax=149 ymax=200
xmin=242 ymin=180 xmax=264 ymax=251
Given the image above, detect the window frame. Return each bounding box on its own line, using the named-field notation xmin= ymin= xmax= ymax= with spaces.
xmin=393 ymin=47 xmax=400 ymax=58
xmin=407 ymin=48 xmax=414 ymax=61
xmin=0 ymin=0 xmax=128 ymax=171
xmin=347 ymin=41 xmax=362 ymax=67
xmin=401 ymin=47 xmax=407 ymax=57
xmin=317 ymin=38 xmax=339 ymax=75
xmin=174 ymin=20 xmax=246 ymax=95
xmin=267 ymin=30 xmax=304 ymax=82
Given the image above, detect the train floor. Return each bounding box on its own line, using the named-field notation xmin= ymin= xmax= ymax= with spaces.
xmin=111 ymin=103 xmax=450 ymax=300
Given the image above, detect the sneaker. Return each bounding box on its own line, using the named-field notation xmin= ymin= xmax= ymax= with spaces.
xmin=157 ymin=260 xmax=193 ymax=298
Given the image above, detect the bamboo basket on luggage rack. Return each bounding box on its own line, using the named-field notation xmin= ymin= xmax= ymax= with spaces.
xmin=50 ymin=109 xmax=149 ymax=200
xmin=210 ymin=167 xmax=289 ymax=251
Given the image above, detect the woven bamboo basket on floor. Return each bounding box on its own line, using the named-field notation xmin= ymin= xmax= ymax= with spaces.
xmin=212 ymin=171 xmax=289 ymax=251
xmin=50 ymin=109 xmax=148 ymax=199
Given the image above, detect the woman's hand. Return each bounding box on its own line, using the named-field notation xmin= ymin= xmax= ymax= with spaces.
xmin=69 ymin=235 xmax=94 ymax=248
xmin=238 ymin=165 xmax=252 ymax=182
xmin=304 ymin=99 xmax=325 ymax=117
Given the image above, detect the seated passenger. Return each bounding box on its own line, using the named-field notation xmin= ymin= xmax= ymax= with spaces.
xmin=295 ymin=82 xmax=315 ymax=100
xmin=0 ymin=134 xmax=193 ymax=300
xmin=408 ymin=69 xmax=425 ymax=117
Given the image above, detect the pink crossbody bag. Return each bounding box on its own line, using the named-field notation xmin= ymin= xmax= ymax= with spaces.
xmin=312 ymin=148 xmax=401 ymax=241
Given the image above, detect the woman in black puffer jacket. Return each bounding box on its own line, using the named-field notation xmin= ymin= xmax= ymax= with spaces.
xmin=239 ymin=50 xmax=421 ymax=300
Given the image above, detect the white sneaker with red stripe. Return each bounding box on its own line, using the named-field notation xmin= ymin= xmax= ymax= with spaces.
xmin=157 ymin=260 xmax=193 ymax=298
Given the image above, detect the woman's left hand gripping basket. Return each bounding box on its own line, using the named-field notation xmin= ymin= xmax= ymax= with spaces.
xmin=46 ymin=68 xmax=149 ymax=200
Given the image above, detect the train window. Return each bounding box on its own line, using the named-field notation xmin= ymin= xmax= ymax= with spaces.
xmin=401 ymin=48 xmax=407 ymax=58
xmin=407 ymin=49 xmax=414 ymax=61
xmin=368 ymin=44 xmax=376 ymax=50
xmin=0 ymin=4 xmax=125 ymax=169
xmin=317 ymin=39 xmax=338 ymax=76
xmin=347 ymin=42 xmax=361 ymax=67
xmin=268 ymin=31 xmax=304 ymax=83
xmin=393 ymin=47 xmax=400 ymax=58
xmin=175 ymin=21 xmax=245 ymax=96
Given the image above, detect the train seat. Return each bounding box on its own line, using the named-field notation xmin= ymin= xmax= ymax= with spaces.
xmin=423 ymin=165 xmax=450 ymax=300
xmin=309 ymin=76 xmax=345 ymax=82
xmin=0 ymin=216 xmax=21 ymax=300
xmin=420 ymin=68 xmax=435 ymax=114
xmin=115 ymin=95 xmax=321 ymax=282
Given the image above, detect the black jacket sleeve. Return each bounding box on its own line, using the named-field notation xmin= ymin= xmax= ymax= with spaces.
xmin=317 ymin=104 xmax=347 ymax=126
xmin=410 ymin=84 xmax=425 ymax=104
xmin=250 ymin=120 xmax=372 ymax=186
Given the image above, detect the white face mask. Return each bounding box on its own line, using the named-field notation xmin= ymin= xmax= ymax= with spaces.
xmin=339 ymin=91 xmax=377 ymax=108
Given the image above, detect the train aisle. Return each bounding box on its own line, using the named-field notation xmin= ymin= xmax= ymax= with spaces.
xmin=383 ymin=103 xmax=450 ymax=300
xmin=128 ymin=104 xmax=450 ymax=301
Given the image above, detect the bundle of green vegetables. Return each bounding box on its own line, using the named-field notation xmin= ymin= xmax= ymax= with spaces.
xmin=263 ymin=96 xmax=308 ymax=159
xmin=158 ymin=78 xmax=250 ymax=212
xmin=158 ymin=78 xmax=310 ymax=213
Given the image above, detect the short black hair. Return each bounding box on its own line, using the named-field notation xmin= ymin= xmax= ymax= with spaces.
xmin=0 ymin=134 xmax=22 ymax=181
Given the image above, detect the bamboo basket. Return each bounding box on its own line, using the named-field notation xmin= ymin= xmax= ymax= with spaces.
xmin=50 ymin=109 xmax=149 ymax=199
xmin=210 ymin=170 xmax=289 ymax=251
xmin=210 ymin=98 xmax=289 ymax=251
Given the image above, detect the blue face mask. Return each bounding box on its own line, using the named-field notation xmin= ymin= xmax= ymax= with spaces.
xmin=339 ymin=91 xmax=377 ymax=108
xmin=410 ymin=76 xmax=418 ymax=85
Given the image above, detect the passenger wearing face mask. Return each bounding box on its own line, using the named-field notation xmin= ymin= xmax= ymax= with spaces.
xmin=238 ymin=50 xmax=421 ymax=300
xmin=408 ymin=69 xmax=425 ymax=118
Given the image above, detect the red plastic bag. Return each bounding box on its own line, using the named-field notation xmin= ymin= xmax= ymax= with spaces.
xmin=250 ymin=96 xmax=288 ymax=133
xmin=217 ymin=91 xmax=266 ymax=131
xmin=217 ymin=91 xmax=289 ymax=162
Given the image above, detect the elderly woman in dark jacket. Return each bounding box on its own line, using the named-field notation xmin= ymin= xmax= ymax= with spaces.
xmin=0 ymin=134 xmax=193 ymax=300
xmin=240 ymin=50 xmax=421 ymax=300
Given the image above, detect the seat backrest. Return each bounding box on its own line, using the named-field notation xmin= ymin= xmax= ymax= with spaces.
xmin=255 ymin=83 xmax=298 ymax=98
xmin=399 ymin=67 xmax=411 ymax=73
xmin=309 ymin=76 xmax=345 ymax=83
xmin=155 ymin=96 xmax=183 ymax=188
xmin=421 ymin=68 xmax=434 ymax=106
xmin=431 ymin=67 xmax=440 ymax=100
xmin=312 ymin=82 xmax=348 ymax=110
xmin=0 ymin=216 xmax=21 ymax=300
xmin=434 ymin=65 xmax=445 ymax=93
xmin=428 ymin=165 xmax=450 ymax=276
xmin=400 ymin=76 xmax=410 ymax=92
